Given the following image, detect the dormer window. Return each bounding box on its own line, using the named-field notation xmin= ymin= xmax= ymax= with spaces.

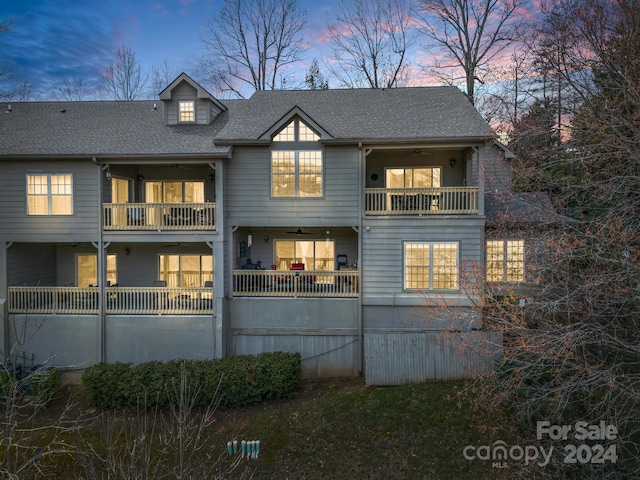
xmin=178 ymin=101 xmax=195 ymax=123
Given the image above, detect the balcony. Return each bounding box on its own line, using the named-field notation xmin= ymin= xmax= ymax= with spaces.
xmin=8 ymin=286 xmax=214 ymax=315
xmin=233 ymin=270 xmax=358 ymax=298
xmin=103 ymin=203 xmax=215 ymax=231
xmin=365 ymin=187 xmax=478 ymax=215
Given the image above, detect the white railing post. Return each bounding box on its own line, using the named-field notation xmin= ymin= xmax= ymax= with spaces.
xmin=103 ymin=202 xmax=216 ymax=231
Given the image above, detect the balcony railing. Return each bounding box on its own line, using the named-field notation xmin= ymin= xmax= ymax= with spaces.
xmin=365 ymin=187 xmax=478 ymax=215
xmin=103 ymin=203 xmax=216 ymax=231
xmin=233 ymin=270 xmax=358 ymax=298
xmin=8 ymin=287 xmax=214 ymax=315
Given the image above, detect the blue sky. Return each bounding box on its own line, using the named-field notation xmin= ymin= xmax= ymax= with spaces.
xmin=2 ymin=0 xmax=541 ymax=100
xmin=1 ymin=0 xmax=336 ymax=99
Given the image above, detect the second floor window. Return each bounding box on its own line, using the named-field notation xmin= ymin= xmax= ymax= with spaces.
xmin=111 ymin=177 xmax=130 ymax=203
xmin=486 ymin=240 xmax=524 ymax=282
xmin=272 ymin=151 xmax=323 ymax=197
xmin=27 ymin=174 xmax=73 ymax=215
xmin=404 ymin=242 xmax=458 ymax=291
xmin=145 ymin=181 xmax=204 ymax=203
xmin=386 ymin=167 xmax=441 ymax=189
xmin=271 ymin=118 xmax=323 ymax=197
xmin=178 ymin=101 xmax=195 ymax=122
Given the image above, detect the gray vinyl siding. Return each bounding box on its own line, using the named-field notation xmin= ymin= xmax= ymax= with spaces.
xmin=0 ymin=160 xmax=100 ymax=241
xmin=165 ymin=82 xmax=196 ymax=125
xmin=6 ymin=243 xmax=57 ymax=286
xmin=225 ymin=145 xmax=359 ymax=227
xmin=164 ymin=82 xmax=223 ymax=125
xmin=361 ymin=217 xmax=485 ymax=301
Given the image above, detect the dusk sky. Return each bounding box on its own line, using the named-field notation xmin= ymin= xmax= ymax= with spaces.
xmin=2 ymin=0 xmax=540 ymax=100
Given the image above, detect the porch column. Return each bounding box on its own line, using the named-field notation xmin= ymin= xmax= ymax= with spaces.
xmin=0 ymin=240 xmax=7 ymax=356
xmin=213 ymin=160 xmax=225 ymax=358
xmin=475 ymin=146 xmax=485 ymax=216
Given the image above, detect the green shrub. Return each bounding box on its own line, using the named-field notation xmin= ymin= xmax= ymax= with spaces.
xmin=82 ymin=362 xmax=132 ymax=409
xmin=82 ymin=353 xmax=301 ymax=410
xmin=216 ymin=355 xmax=262 ymax=408
xmin=258 ymin=352 xmax=302 ymax=400
xmin=0 ymin=371 xmax=12 ymax=398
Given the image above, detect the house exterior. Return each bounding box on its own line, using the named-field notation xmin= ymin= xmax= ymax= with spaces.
xmin=0 ymin=73 xmax=534 ymax=384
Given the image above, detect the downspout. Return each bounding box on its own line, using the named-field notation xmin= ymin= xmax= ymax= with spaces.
xmin=92 ymin=157 xmax=106 ymax=363
xmin=357 ymin=142 xmax=364 ymax=377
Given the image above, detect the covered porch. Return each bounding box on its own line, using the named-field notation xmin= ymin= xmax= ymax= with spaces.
xmin=364 ymin=146 xmax=481 ymax=216
xmin=7 ymin=285 xmax=214 ymax=315
xmin=230 ymin=227 xmax=359 ymax=298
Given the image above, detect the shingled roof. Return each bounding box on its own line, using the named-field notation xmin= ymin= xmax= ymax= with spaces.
xmin=215 ymin=86 xmax=495 ymax=144
xmin=485 ymin=192 xmax=575 ymax=226
xmin=0 ymin=86 xmax=494 ymax=158
xmin=0 ymin=100 xmax=238 ymax=158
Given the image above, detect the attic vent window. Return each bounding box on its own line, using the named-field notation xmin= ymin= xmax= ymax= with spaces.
xmin=178 ymin=101 xmax=195 ymax=123
xmin=273 ymin=118 xmax=319 ymax=142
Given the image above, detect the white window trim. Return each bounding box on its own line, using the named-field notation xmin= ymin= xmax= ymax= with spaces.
xmin=486 ymin=239 xmax=525 ymax=283
xmin=403 ymin=241 xmax=459 ymax=291
xmin=26 ymin=173 xmax=74 ymax=216
xmin=270 ymin=150 xmax=324 ymax=198
xmin=273 ymin=118 xmax=320 ymax=143
xmin=271 ymin=118 xmax=324 ymax=198
xmin=178 ymin=100 xmax=195 ymax=123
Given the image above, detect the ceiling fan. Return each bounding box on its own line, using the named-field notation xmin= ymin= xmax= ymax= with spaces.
xmin=286 ymin=228 xmax=313 ymax=236
xmin=171 ymin=164 xmax=191 ymax=170
xmin=163 ymin=242 xmax=191 ymax=247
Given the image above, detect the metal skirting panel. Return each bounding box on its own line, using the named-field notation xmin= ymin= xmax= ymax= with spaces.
xmin=364 ymin=331 xmax=503 ymax=385
xmin=230 ymin=333 xmax=360 ymax=378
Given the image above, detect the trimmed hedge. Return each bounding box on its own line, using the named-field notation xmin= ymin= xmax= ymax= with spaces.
xmin=82 ymin=352 xmax=302 ymax=409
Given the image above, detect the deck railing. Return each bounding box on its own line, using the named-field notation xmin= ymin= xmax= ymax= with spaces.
xmin=8 ymin=286 xmax=214 ymax=315
xmin=365 ymin=187 xmax=478 ymax=215
xmin=233 ymin=270 xmax=358 ymax=298
xmin=103 ymin=202 xmax=216 ymax=231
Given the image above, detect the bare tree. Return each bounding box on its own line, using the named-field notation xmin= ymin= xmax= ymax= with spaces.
xmin=54 ymin=78 xmax=87 ymax=101
xmin=76 ymin=362 xmax=254 ymax=479
xmin=200 ymin=0 xmax=308 ymax=98
xmin=416 ymin=0 xmax=523 ymax=104
xmin=0 ymin=312 xmax=92 ymax=477
xmin=474 ymin=45 xmax=539 ymax=135
xmin=470 ymin=1 xmax=640 ymax=477
xmin=149 ymin=58 xmax=174 ymax=99
xmin=0 ymin=18 xmax=33 ymax=102
xmin=325 ymin=0 xmax=417 ymax=89
xmin=0 ymin=18 xmax=12 ymax=87
xmin=101 ymin=46 xmax=147 ymax=101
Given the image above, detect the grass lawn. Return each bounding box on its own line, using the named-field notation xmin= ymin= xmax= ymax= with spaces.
xmin=213 ymin=377 xmax=518 ymax=479
xmin=12 ymin=377 xmax=522 ymax=479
